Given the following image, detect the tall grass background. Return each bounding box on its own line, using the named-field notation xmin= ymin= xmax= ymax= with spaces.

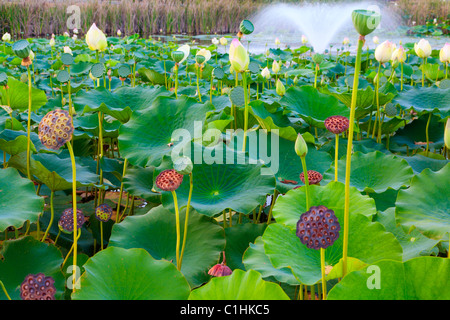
xmin=0 ymin=0 xmax=448 ymax=38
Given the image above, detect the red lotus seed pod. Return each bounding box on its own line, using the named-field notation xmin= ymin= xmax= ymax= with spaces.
xmin=20 ymin=273 xmax=56 ymax=300
xmin=208 ymin=263 xmax=232 ymax=277
xmin=58 ymin=208 xmax=85 ymax=233
xmin=324 ymin=115 xmax=349 ymax=135
xmin=38 ymin=109 xmax=74 ymax=150
xmin=299 ymin=170 xmax=323 ymax=185
xmin=155 ymin=169 xmax=184 ymax=191
xmin=95 ymin=203 xmax=113 ymax=222
xmin=296 ymin=205 xmax=340 ymax=250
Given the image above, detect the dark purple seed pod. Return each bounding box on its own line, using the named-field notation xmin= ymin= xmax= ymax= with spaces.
xmin=38 ymin=109 xmax=74 ymax=150
xmin=324 ymin=115 xmax=349 ymax=135
xmin=95 ymin=203 xmax=113 ymax=222
xmin=296 ymin=205 xmax=340 ymax=250
xmin=155 ymin=169 xmax=184 ymax=191
xmin=299 ymin=170 xmax=323 ymax=185
xmin=58 ymin=208 xmax=85 ymax=233
xmin=20 ymin=273 xmax=56 ymax=300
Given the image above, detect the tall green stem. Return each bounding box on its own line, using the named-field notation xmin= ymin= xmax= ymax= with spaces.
xmin=178 ymin=172 xmax=193 ymax=270
xmin=0 ymin=280 xmax=11 ymax=300
xmin=115 ymin=158 xmax=128 ymax=223
xmin=66 ymin=141 xmax=78 ymax=292
xmin=242 ymin=71 xmax=249 ymax=152
xmin=334 ymin=134 xmax=339 ymax=181
xmin=300 ymin=156 xmax=310 ymax=210
xmin=425 ymin=112 xmax=432 ymax=156
xmin=172 ymin=190 xmax=181 ymax=270
xmin=372 ymin=62 xmax=381 ymax=139
xmin=41 ymin=190 xmax=54 ymax=242
xmin=342 ymin=35 xmax=365 ymax=277
xmin=320 ymin=248 xmax=327 ymax=299
xmin=26 ymin=65 xmax=32 ymax=180
xmin=174 ymin=63 xmax=179 ymax=99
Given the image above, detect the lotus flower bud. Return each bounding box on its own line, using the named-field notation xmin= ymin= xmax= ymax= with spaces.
xmin=2 ymin=32 xmax=11 ymax=42
xmin=20 ymin=273 xmax=56 ymax=300
xmin=85 ymin=23 xmax=108 ymax=52
xmin=296 ymin=205 xmax=340 ymax=250
xmin=95 ymin=203 xmax=113 ymax=222
xmin=301 ymin=35 xmax=308 ymax=44
xmin=445 ymin=118 xmax=450 ymax=150
xmin=229 ymin=38 xmax=249 ymax=73
xmin=175 ymin=44 xmax=190 ymax=64
xmin=58 ymin=208 xmax=85 ymax=233
xmin=117 ymin=29 xmax=122 ymax=36
xmin=63 ymin=46 xmax=72 ymax=55
xmin=276 ymin=78 xmax=285 ymax=96
xmin=414 ymin=39 xmax=432 ymax=59
xmin=38 ymin=109 xmax=74 ymax=150
xmin=29 ymin=50 xmax=35 ymax=61
xmin=173 ymin=156 xmax=193 ymax=175
xmin=295 ymin=133 xmax=308 ymax=158
xmin=155 ymin=169 xmax=184 ymax=191
xmin=73 ymin=28 xmax=78 ymax=34
xmin=439 ymin=43 xmax=450 ymax=64
xmin=211 ymin=37 xmax=219 ymax=45
xmin=196 ymin=48 xmax=211 ymax=63
xmin=342 ymin=37 xmax=350 ymax=45
xmin=272 ymin=60 xmax=280 ymax=73
xmin=372 ymin=36 xmax=379 ymax=44
xmin=375 ymin=40 xmax=396 ymax=63
xmin=261 ymin=66 xmax=271 ymax=79
xmin=49 ymin=38 xmax=55 ymax=47
xmin=219 ymin=37 xmax=228 ymax=46
xmin=63 ymin=31 xmax=70 ymax=37
xmin=72 ymin=35 xmax=77 ymax=41
xmin=391 ymin=45 xmax=407 ymax=63
xmin=275 ymin=37 xmax=281 ymax=46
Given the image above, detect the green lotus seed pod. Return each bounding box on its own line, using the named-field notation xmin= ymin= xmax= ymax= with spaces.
xmin=195 ymin=54 xmax=206 ymax=65
xmin=295 ymin=133 xmax=308 ymax=158
xmin=312 ymin=53 xmax=323 ymax=65
xmin=173 ymin=156 xmax=193 ymax=175
xmin=352 ymin=9 xmax=381 ymax=36
xmin=239 ymin=20 xmax=254 ymax=35
xmin=12 ymin=39 xmax=31 ymax=59
xmin=384 ymin=103 xmax=397 ymax=117
xmin=171 ymin=50 xmax=185 ymax=63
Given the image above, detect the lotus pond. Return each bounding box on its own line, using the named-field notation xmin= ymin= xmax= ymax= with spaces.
xmin=0 ymin=12 xmax=449 ymax=302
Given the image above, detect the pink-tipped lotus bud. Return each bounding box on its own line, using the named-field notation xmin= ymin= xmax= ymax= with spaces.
xmin=229 ymin=38 xmax=249 ymax=73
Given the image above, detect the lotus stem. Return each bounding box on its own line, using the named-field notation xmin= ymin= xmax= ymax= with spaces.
xmin=178 ymin=172 xmax=193 ymax=270
xmin=425 ymin=112 xmax=432 ymax=156
xmin=174 ymin=63 xmax=179 ymax=98
xmin=196 ymin=64 xmax=202 ymax=102
xmin=97 ymin=111 xmax=104 ymax=206
xmin=66 ymin=140 xmax=78 ymax=292
xmin=320 ymin=247 xmax=327 ymax=299
xmin=372 ymin=62 xmax=381 ymax=139
xmin=400 ymin=62 xmax=404 ymax=91
xmin=54 ymin=229 xmax=61 ymax=246
xmin=0 ymin=280 xmax=11 ymax=300
xmin=314 ymin=63 xmax=319 ymax=89
xmin=342 ymin=35 xmax=365 ymax=277
xmin=100 ymin=221 xmax=103 ymax=250
xmin=334 ymin=134 xmax=339 ymax=181
xmin=242 ymin=71 xmax=249 ymax=152
xmin=300 ymin=156 xmax=310 ymax=210
xmin=62 ymin=228 xmax=81 ymax=270
xmin=115 ymin=158 xmax=128 ymax=223
xmin=171 ymin=190 xmax=181 ymax=270
xmin=422 ymin=58 xmax=425 ymax=87
xmin=266 ymin=189 xmax=278 ymax=225
xmin=26 ymin=65 xmax=32 ymax=181
xmin=41 ymin=190 xmax=54 ymax=242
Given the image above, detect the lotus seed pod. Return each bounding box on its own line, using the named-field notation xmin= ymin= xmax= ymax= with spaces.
xmin=95 ymin=203 xmax=113 ymax=222
xmin=294 ymin=133 xmax=308 ymax=158
xmin=351 ymin=9 xmax=381 ymax=36
xmin=384 ymin=103 xmax=397 ymax=117
xmin=171 ymin=50 xmax=185 ymax=63
xmin=58 ymin=208 xmax=85 ymax=233
xmin=208 ymin=263 xmax=232 ymax=277
xmin=299 ymin=170 xmax=323 ymax=185
xmin=12 ymin=39 xmax=31 ymax=59
xmin=296 ymin=205 xmax=340 ymax=250
xmin=312 ymin=53 xmax=323 ymax=65
xmin=195 ymin=54 xmax=206 ymax=65
xmin=173 ymin=156 xmax=193 ymax=175
xmin=155 ymin=169 xmax=184 ymax=191
xmin=38 ymin=109 xmax=74 ymax=150
xmin=324 ymin=115 xmax=350 ymax=135
xmin=20 ymin=273 xmax=56 ymax=300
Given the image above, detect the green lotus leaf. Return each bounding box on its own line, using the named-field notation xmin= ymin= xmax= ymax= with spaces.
xmin=0 ymin=168 xmax=45 ymax=232
xmin=122 ymin=166 xmax=161 ymax=203
xmin=323 ymin=151 xmax=414 ymax=194
xmin=188 ymin=269 xmax=290 ymax=300
xmin=224 ymin=223 xmax=267 ymax=270
xmin=242 ymin=237 xmax=300 ymax=285
xmin=264 ymin=182 xmax=402 ymax=285
xmin=71 ymin=247 xmax=191 ymax=300
xmin=399 ymin=154 xmax=449 ymax=174
xmin=8 ymin=152 xmax=98 ymax=191
xmin=392 ymin=86 xmax=450 ymax=118
xmin=109 ymin=205 xmax=225 ymax=288
xmin=0 ymin=236 xmax=65 ymax=300
xmin=280 ymin=85 xmax=349 ymax=128
xmin=327 ymin=257 xmax=450 ymax=300
xmin=395 ymin=163 xmax=450 ymax=240
xmin=159 ymin=145 xmax=276 ymax=217
xmin=119 ymin=96 xmax=214 ymax=167
xmin=73 ymin=85 xmax=171 ymax=123
xmin=0 ymin=129 xmax=42 ymax=156
xmin=0 ymin=76 xmax=47 ymax=112
xmin=375 ymin=208 xmax=440 ymax=261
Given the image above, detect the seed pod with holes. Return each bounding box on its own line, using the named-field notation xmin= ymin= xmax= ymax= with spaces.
xmin=20 ymin=273 xmax=56 ymax=300
xmin=95 ymin=203 xmax=113 ymax=222
xmin=155 ymin=169 xmax=184 ymax=191
xmin=38 ymin=109 xmax=74 ymax=150
xmin=58 ymin=208 xmax=85 ymax=233
xmin=324 ymin=115 xmax=350 ymax=135
xmin=299 ymin=170 xmax=323 ymax=185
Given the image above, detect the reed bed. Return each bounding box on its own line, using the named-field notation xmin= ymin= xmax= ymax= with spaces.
xmin=0 ymin=0 xmax=448 ymax=38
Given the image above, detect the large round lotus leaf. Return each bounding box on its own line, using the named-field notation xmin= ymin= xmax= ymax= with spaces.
xmin=0 ymin=76 xmax=47 ymax=112
xmin=395 ymin=163 xmax=450 ymax=240
xmin=392 ymin=86 xmax=450 ymax=118
xmin=265 ymin=182 xmax=402 ymax=285
xmin=0 ymin=129 xmax=44 ymax=156
xmin=0 ymin=168 xmax=45 ymax=232
xmin=73 ymin=86 xmax=172 ymax=123
xmin=8 ymin=152 xmax=98 ymax=191
xmin=73 ymin=113 xmax=121 ymax=138
xmin=188 ymin=269 xmax=290 ymax=300
xmin=327 ymin=257 xmax=450 ymax=300
xmin=0 ymin=236 xmax=65 ymax=300
xmin=242 ymin=237 xmax=300 ymax=286
xmin=109 ymin=205 xmax=225 ymax=288
xmin=118 ymin=96 xmax=214 ymax=167
xmin=122 ymin=166 xmax=161 ymax=203
xmin=280 ymin=85 xmax=349 ymax=128
xmin=399 ymin=154 xmax=449 ymax=174
xmin=323 ymin=151 xmax=414 ymax=194
xmin=71 ymin=247 xmax=190 ymax=300
xmin=159 ymin=146 xmax=276 ymax=217
xmin=375 ymin=208 xmax=440 ymax=262
xmin=224 ymin=223 xmax=267 ymax=270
